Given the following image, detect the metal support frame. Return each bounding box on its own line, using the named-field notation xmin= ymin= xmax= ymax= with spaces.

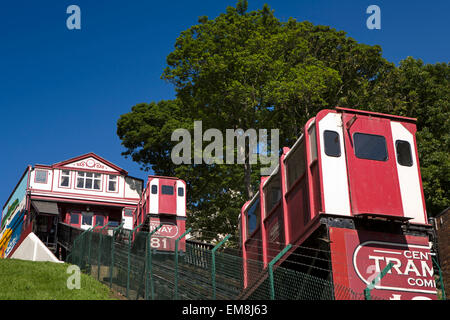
xmin=364 ymin=262 xmax=394 ymax=300
xmin=211 ymin=234 xmax=231 ymax=299
xmin=268 ymin=244 xmax=292 ymax=300
xmin=174 ymin=228 xmax=192 ymax=300
xmin=145 ymin=224 xmax=163 ymax=300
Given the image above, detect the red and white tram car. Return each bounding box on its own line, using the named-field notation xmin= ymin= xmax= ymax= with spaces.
xmin=240 ymin=107 xmax=437 ymax=300
xmin=134 ymin=176 xmax=187 ymax=252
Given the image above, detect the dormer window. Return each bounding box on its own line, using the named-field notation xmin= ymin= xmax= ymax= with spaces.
xmin=76 ymin=171 xmax=101 ymax=190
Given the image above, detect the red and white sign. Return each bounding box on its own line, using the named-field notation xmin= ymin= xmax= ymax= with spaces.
xmin=147 ymin=216 xmax=185 ymax=252
xmin=149 ymin=221 xmax=179 ymax=238
xmin=330 ymin=227 xmax=437 ymax=300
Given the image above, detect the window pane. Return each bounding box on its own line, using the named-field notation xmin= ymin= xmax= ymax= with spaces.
xmin=62 ymin=170 xmax=70 ymax=176
xmin=161 ymin=185 xmax=174 ymax=195
xmin=396 ymin=140 xmax=413 ymax=167
xmin=324 ymin=130 xmax=341 ymax=157
xmin=35 ymin=170 xmax=47 ymax=183
xmin=77 ymin=178 xmax=84 ymax=188
xmin=94 ymin=173 xmax=101 ymax=179
xmin=286 ymin=140 xmax=306 ymax=190
xmin=247 ymin=198 xmax=260 ymax=236
xmin=82 ymin=214 xmax=92 ymax=226
xmin=61 ymin=176 xmax=69 ymax=187
xmin=109 ymin=175 xmax=117 ymax=181
xmin=77 ymin=171 xmax=85 ymax=177
xmin=93 ymin=179 xmax=101 ymax=190
xmin=178 ymin=187 xmax=184 ymax=197
xmin=108 ymin=181 xmax=116 ymax=191
xmin=70 ymin=214 xmax=79 ymax=224
xmin=309 ymin=125 xmax=317 ymax=163
xmin=96 ymin=216 xmax=104 ymax=227
xmin=354 ymin=133 xmax=388 ymax=161
xmin=86 ymin=172 xmax=93 ymax=178
xmin=264 ymin=172 xmax=281 ymax=217
xmin=124 ymin=209 xmax=133 ymax=217
xmin=85 ymin=178 xmax=93 ymax=189
xmin=151 ymin=185 xmax=158 ymax=194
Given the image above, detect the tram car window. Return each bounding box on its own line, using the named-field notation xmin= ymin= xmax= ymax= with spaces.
xmin=162 ymin=185 xmax=174 ymax=195
xmin=285 ymin=140 xmax=306 ymax=190
xmin=246 ymin=198 xmax=260 ymax=237
xmin=353 ymin=132 xmax=388 ymax=161
xmin=323 ymin=130 xmax=341 ymax=157
xmin=395 ymin=140 xmax=413 ymax=166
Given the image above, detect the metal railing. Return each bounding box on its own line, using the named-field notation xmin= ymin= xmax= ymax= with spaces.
xmin=67 ymin=227 xmax=412 ymax=300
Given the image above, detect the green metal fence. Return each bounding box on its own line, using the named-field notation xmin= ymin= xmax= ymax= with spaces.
xmin=67 ymin=227 xmax=438 ymax=300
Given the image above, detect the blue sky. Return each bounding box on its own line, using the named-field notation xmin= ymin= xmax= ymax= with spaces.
xmin=0 ymin=0 xmax=448 ymax=205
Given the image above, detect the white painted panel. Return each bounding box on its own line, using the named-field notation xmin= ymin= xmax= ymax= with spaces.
xmin=149 ymin=178 xmax=159 ymax=214
xmin=123 ymin=215 xmax=133 ymax=230
xmin=124 ymin=177 xmax=142 ymax=199
xmin=318 ymin=113 xmax=351 ymax=216
xmin=390 ymin=122 xmax=425 ymax=224
xmin=176 ymin=180 xmax=186 ymax=217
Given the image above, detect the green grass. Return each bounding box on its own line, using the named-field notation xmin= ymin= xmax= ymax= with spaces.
xmin=0 ymin=258 xmax=117 ymax=300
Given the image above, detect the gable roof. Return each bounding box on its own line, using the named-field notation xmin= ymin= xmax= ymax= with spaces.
xmin=51 ymin=152 xmax=128 ymax=175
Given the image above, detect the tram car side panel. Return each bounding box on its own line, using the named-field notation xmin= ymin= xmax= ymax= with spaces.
xmin=241 ymin=198 xmax=264 ymax=288
xmin=283 ymin=139 xmax=311 ymax=246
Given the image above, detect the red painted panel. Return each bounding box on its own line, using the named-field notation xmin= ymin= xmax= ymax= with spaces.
xmin=264 ymin=203 xmax=285 ymax=262
xmin=158 ymin=179 xmax=177 ymax=215
xmin=329 ymin=227 xmax=437 ymax=300
xmin=310 ymin=162 xmax=321 ymax=219
xmin=285 ymin=177 xmax=309 ymax=245
xmin=244 ymin=229 xmax=263 ymax=288
xmin=342 ymin=114 xmax=403 ymax=217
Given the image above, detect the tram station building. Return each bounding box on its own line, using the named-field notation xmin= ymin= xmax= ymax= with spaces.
xmin=0 ymin=153 xmax=143 ymax=259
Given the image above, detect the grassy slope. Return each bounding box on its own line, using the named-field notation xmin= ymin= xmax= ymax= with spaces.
xmin=0 ymin=258 xmax=117 ymax=300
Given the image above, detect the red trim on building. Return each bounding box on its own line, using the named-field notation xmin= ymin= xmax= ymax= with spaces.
xmin=51 ymin=152 xmax=128 ymax=175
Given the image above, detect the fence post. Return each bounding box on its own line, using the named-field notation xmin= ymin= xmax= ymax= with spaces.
xmin=268 ymin=244 xmax=292 ymax=300
xmin=364 ymin=262 xmax=394 ymax=300
xmin=211 ymin=234 xmax=231 ymax=300
xmin=109 ymin=222 xmax=124 ymax=289
xmin=174 ymin=228 xmax=192 ymax=300
xmin=146 ymin=224 xmax=163 ymax=300
xmin=432 ymin=256 xmax=446 ymax=300
xmin=97 ymin=223 xmax=110 ymax=281
xmin=127 ymin=223 xmax=142 ymax=298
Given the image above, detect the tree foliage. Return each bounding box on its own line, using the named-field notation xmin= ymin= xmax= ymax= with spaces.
xmin=117 ymin=2 xmax=449 ymax=239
